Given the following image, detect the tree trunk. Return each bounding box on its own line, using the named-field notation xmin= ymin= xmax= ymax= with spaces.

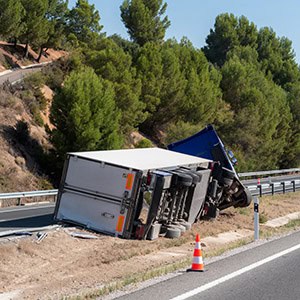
xmin=37 ymin=47 xmax=44 ymax=62
xmin=24 ymin=42 xmax=29 ymax=59
xmin=13 ymin=38 xmax=17 ymax=48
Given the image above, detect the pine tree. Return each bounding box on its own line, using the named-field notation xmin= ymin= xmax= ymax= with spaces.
xmin=220 ymin=54 xmax=291 ymax=171
xmin=147 ymin=41 xmax=186 ymax=128
xmin=85 ymin=38 xmax=146 ymax=133
xmin=67 ymin=0 xmax=103 ymax=48
xmin=120 ymin=0 xmax=170 ymax=46
xmin=203 ymin=14 xmax=258 ymax=67
xmin=20 ymin=0 xmax=49 ymax=58
xmin=176 ymin=38 xmax=222 ymax=126
xmin=136 ymin=42 xmax=163 ymax=118
xmin=0 ymin=0 xmax=25 ymax=43
xmin=37 ymin=0 xmax=69 ymax=62
xmin=50 ymin=66 xmax=122 ymax=162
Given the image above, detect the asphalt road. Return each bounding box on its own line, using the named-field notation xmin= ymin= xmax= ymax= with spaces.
xmin=115 ymin=230 xmax=300 ymax=300
xmin=0 ymin=204 xmax=55 ymax=232
xmin=0 ymin=67 xmax=42 ymax=85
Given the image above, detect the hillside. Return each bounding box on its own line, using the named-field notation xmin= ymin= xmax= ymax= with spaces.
xmin=0 ymin=43 xmax=66 ymax=194
xmin=0 ymin=88 xmax=53 ymax=193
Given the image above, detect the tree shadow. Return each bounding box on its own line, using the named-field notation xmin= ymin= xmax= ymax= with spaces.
xmin=0 ymin=213 xmax=55 ymax=230
xmin=1 ymin=44 xmax=36 ymax=62
xmin=0 ymin=123 xmax=59 ymax=187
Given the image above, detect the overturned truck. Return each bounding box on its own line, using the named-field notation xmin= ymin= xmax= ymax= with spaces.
xmin=54 ymin=125 xmax=252 ymax=240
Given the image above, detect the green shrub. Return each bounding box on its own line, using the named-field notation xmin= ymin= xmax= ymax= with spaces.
xmin=259 ymin=213 xmax=268 ymax=224
xmin=135 ymin=138 xmax=153 ymax=148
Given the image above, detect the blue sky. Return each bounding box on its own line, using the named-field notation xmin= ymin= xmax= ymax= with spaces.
xmin=69 ymin=0 xmax=300 ymax=63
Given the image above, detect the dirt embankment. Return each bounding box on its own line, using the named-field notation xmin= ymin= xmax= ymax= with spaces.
xmin=0 ymin=41 xmax=66 ymax=72
xmin=0 ymin=192 xmax=299 ymax=299
xmin=0 ymin=88 xmax=52 ymax=194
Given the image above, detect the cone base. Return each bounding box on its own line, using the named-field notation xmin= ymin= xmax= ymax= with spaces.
xmin=187 ymin=268 xmax=205 ymax=272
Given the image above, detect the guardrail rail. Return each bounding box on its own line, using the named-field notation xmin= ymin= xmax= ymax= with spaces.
xmin=0 ymin=189 xmax=58 ymax=207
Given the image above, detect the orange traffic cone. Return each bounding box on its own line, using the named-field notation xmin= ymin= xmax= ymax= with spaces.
xmin=187 ymin=234 xmax=205 ymax=272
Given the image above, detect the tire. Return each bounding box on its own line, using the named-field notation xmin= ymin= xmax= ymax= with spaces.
xmin=176 ymin=172 xmax=193 ymax=187
xmin=235 ymin=187 xmax=252 ymax=207
xmin=178 ymin=169 xmax=201 ymax=184
xmin=165 ymin=227 xmax=181 ymax=239
xmin=179 ymin=221 xmax=192 ymax=231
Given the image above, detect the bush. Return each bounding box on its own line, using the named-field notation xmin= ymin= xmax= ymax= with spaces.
xmin=259 ymin=213 xmax=268 ymax=224
xmin=42 ymin=64 xmax=65 ymax=90
xmin=23 ymin=72 xmax=45 ymax=90
xmin=164 ymin=121 xmax=201 ymax=145
xmin=135 ymin=138 xmax=153 ymax=148
xmin=0 ymin=90 xmax=18 ymax=108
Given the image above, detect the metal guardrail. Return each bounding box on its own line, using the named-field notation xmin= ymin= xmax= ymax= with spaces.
xmin=0 ymin=189 xmax=58 ymax=206
xmin=239 ymin=168 xmax=300 ymax=178
xmin=246 ymin=180 xmax=300 ymax=196
xmin=0 ymin=189 xmax=58 ymax=200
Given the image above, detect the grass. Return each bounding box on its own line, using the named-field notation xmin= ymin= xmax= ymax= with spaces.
xmin=284 ymin=218 xmax=300 ymax=229
xmin=64 ymin=258 xmax=191 ymax=300
xmin=259 ymin=213 xmax=268 ymax=224
xmin=237 ymin=207 xmax=250 ymax=216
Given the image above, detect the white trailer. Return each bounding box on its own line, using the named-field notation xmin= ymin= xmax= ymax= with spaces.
xmin=54 ymin=148 xmax=211 ymax=239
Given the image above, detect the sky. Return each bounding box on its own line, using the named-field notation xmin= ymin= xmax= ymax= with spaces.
xmin=69 ymin=0 xmax=300 ymax=63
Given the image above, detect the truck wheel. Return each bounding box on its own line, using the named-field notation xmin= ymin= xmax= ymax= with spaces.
xmin=177 ymin=173 xmax=193 ymax=187
xmin=235 ymin=188 xmax=252 ymax=207
xmin=165 ymin=227 xmax=181 ymax=239
xmin=179 ymin=221 xmax=192 ymax=231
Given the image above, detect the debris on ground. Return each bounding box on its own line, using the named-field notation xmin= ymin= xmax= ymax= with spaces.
xmin=69 ymin=231 xmax=98 ymax=239
xmin=36 ymin=232 xmax=48 ymax=244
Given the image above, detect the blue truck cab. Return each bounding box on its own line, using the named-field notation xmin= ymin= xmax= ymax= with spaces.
xmin=168 ymin=125 xmax=252 ymax=218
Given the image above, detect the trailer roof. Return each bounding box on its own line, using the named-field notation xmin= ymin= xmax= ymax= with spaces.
xmin=69 ymin=148 xmax=211 ymax=171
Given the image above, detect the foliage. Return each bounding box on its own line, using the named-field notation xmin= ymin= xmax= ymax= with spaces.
xmin=50 ymin=66 xmax=122 ymax=163
xmin=136 ymin=42 xmax=163 ymax=118
xmin=120 ymin=0 xmax=170 ymax=46
xmin=135 ymin=138 xmax=153 ymax=148
xmin=66 ymin=0 xmax=103 ymax=48
xmin=164 ymin=121 xmax=201 ymax=146
xmin=203 ymin=14 xmax=258 ymax=67
xmin=0 ymin=0 xmax=25 ymax=41
xmin=220 ymin=54 xmax=291 ymax=171
xmin=42 ymin=62 xmax=65 ymax=90
xmin=19 ymin=0 xmax=49 ymax=57
xmin=85 ymin=38 xmax=146 ymax=133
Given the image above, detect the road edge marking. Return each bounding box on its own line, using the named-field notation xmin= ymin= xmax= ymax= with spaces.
xmin=170 ymin=243 xmax=300 ymax=300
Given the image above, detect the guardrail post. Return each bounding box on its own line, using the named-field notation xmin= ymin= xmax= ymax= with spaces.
xmin=254 ymin=196 xmax=259 ymax=241
xmin=258 ymin=184 xmax=262 ymax=197
xmin=292 ymin=180 xmax=296 ymax=192
xmin=281 ymin=182 xmax=286 ymax=194
xmin=17 ymin=197 xmax=21 ymax=206
xmin=270 ymin=183 xmax=274 ymax=195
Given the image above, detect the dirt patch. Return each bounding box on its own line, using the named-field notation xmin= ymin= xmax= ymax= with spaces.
xmin=40 ymin=85 xmax=54 ymax=131
xmin=0 ymin=41 xmax=66 ymax=70
xmin=0 ymin=192 xmax=299 ymax=299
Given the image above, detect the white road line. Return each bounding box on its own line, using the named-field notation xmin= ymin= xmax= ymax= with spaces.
xmin=170 ymin=243 xmax=300 ymax=300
